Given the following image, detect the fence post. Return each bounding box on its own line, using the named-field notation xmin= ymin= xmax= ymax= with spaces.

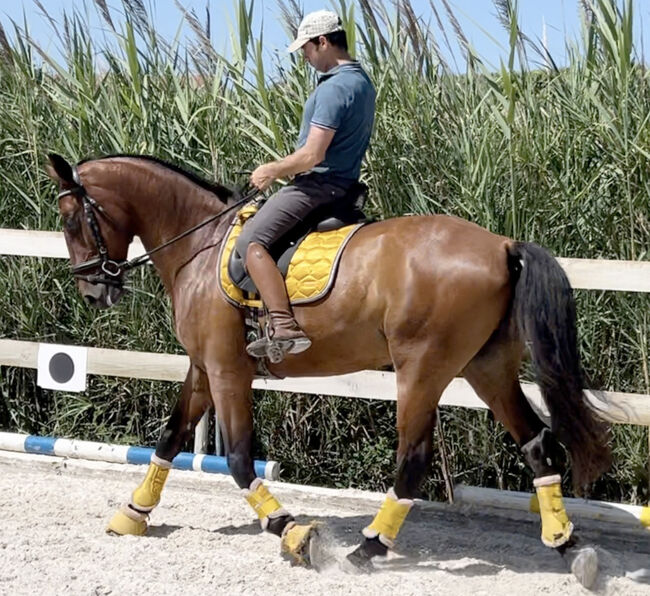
xmin=193 ymin=412 xmax=209 ymax=454
xmin=193 ymin=411 xmax=223 ymax=457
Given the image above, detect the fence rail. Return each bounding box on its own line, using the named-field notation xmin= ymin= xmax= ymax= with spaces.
xmin=1 ymin=338 xmax=649 ymax=426
xmin=1 ymin=228 xmax=650 ymax=292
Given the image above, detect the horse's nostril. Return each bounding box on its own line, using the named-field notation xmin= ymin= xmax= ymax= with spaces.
xmin=84 ymin=294 xmax=98 ymax=306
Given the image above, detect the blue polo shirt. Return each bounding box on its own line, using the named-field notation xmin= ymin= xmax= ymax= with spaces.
xmin=296 ymin=61 xmax=376 ymax=182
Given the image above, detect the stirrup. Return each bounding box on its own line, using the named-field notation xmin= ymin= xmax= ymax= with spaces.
xmin=246 ymin=335 xmax=311 ymax=363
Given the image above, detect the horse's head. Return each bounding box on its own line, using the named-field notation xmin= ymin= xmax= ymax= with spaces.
xmin=47 ymin=154 xmax=133 ymax=308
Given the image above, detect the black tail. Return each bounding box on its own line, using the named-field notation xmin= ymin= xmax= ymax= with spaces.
xmin=507 ymin=242 xmax=611 ymax=493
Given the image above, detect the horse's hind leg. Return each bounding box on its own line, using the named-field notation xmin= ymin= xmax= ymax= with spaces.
xmin=463 ymin=338 xmax=598 ymax=588
xmin=107 ymin=363 xmax=212 ymax=535
xmin=348 ymin=349 xmax=449 ymax=567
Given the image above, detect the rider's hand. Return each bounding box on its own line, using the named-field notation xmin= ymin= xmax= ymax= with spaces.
xmin=250 ymin=163 xmax=279 ymax=192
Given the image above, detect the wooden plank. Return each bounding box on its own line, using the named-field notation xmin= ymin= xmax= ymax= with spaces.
xmin=454 ymin=484 xmax=649 ymax=527
xmin=556 ymin=257 xmax=650 ymax=293
xmin=1 ymin=338 xmax=649 ymax=426
xmin=1 ymin=229 xmax=648 ymax=292
xmin=87 ymin=346 xmax=188 ymax=382
xmin=0 ymin=229 xmax=144 ymax=259
xmin=252 ymin=369 xmax=397 ymax=400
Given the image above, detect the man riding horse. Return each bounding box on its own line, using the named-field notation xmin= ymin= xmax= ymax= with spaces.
xmin=46 ymin=9 xmax=611 ymax=589
xmin=236 ymin=10 xmax=376 ymax=362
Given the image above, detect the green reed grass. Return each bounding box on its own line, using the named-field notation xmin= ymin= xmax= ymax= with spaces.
xmin=0 ymin=0 xmax=648 ymax=503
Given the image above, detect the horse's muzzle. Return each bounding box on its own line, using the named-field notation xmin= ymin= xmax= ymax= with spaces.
xmin=82 ymin=281 xmax=125 ymax=309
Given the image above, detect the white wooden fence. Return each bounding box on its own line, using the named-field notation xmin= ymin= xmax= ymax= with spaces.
xmin=2 ymin=229 xmax=649 ymax=292
xmin=1 ymin=229 xmax=649 ymax=449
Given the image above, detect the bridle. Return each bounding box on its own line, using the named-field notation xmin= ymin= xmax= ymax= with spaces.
xmin=57 ymin=165 xmax=258 ymax=286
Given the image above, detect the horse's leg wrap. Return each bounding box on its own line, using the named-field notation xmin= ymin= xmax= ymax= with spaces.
xmin=106 ymin=504 xmax=149 ymax=536
xmin=531 ymin=474 xmax=574 ymax=547
xmin=242 ymin=478 xmax=290 ymax=529
xmin=280 ymin=521 xmax=320 ymax=566
xmin=362 ymin=488 xmax=414 ymax=548
xmin=243 ymin=479 xmax=318 ymax=566
xmin=106 ymin=455 xmax=172 ymax=536
xmin=521 ymin=429 xmax=573 ymax=547
xmin=131 ymin=455 xmax=172 ymax=511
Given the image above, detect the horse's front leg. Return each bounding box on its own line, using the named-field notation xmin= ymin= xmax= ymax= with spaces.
xmin=207 ymin=366 xmax=318 ymax=565
xmin=107 ymin=363 xmax=211 ymax=535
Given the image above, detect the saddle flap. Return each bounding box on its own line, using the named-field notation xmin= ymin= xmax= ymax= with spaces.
xmin=219 ymin=203 xmax=368 ymax=309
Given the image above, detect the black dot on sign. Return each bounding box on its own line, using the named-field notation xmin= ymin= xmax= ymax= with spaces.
xmin=49 ymin=352 xmax=75 ymax=383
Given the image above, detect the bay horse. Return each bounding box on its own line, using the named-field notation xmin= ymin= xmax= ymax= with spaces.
xmin=47 ymin=153 xmax=610 ymax=586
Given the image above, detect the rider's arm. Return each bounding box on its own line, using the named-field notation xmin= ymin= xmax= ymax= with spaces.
xmin=250 ymin=125 xmax=335 ymax=191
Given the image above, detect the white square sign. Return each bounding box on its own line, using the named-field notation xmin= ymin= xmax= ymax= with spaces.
xmin=37 ymin=344 xmax=88 ymax=392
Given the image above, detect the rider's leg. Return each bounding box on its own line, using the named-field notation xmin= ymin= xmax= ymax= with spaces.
xmin=234 ymin=178 xmax=347 ymax=361
xmin=245 ymin=241 xmax=311 ymax=357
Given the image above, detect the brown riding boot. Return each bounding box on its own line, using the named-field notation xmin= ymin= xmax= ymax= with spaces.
xmin=245 ymin=243 xmax=311 ymax=361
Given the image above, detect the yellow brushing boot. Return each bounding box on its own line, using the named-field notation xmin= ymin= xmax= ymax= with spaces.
xmin=243 ymin=478 xmax=318 ymax=566
xmin=107 ymin=456 xmax=171 ymax=536
xmin=530 ymin=474 xmax=574 ymax=547
xmin=362 ymin=488 xmax=414 ymax=548
xmin=530 ymin=475 xmax=602 ymax=588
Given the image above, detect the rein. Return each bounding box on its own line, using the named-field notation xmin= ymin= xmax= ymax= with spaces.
xmin=57 ymin=165 xmax=259 ymax=286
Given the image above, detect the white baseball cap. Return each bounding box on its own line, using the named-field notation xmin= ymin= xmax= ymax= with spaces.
xmin=287 ymin=10 xmax=344 ymax=53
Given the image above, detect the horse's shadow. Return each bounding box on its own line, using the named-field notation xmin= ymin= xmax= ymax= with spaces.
xmin=210 ymin=504 xmax=650 ymax=584
xmin=147 ymin=524 xmax=187 ymax=538
xmin=147 ymin=521 xmax=262 ymax=538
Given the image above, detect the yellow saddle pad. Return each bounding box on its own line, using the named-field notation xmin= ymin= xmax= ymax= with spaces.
xmin=218 ymin=203 xmax=364 ymax=309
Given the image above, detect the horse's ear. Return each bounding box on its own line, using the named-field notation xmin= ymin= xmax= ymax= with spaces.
xmin=46 ymin=153 xmax=74 ymax=184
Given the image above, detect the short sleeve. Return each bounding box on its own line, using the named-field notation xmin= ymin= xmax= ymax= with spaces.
xmin=309 ymin=82 xmax=349 ymax=131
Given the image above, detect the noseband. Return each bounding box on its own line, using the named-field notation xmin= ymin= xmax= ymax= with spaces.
xmin=58 ymin=167 xmax=125 ymax=286
xmin=57 ymin=165 xmax=257 ymax=286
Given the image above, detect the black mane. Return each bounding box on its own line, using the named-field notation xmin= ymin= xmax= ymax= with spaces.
xmin=79 ymin=154 xmax=236 ymax=203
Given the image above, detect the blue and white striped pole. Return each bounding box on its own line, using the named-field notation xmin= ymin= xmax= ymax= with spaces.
xmin=0 ymin=432 xmax=279 ymax=480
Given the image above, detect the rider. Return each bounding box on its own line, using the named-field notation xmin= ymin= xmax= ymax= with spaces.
xmin=236 ymin=9 xmax=376 ymax=362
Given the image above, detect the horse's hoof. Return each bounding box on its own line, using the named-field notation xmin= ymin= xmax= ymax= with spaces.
xmin=343 ymin=545 xmax=374 ymax=574
xmin=106 ymin=505 xmax=148 ymax=536
xmin=564 ymin=545 xmax=599 ymax=589
xmin=344 ymin=537 xmax=387 ymax=573
xmin=280 ymin=521 xmax=319 ymax=566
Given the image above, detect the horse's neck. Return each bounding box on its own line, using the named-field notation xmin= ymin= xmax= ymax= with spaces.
xmin=126 ymin=170 xmax=225 ymax=290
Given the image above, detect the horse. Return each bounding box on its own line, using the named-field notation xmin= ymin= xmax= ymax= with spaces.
xmin=46 ymin=153 xmax=611 ymax=586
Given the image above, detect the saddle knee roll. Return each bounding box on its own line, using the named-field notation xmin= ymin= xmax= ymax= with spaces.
xmin=362 ymin=488 xmax=413 ymax=548
xmin=131 ymin=456 xmax=172 ymax=511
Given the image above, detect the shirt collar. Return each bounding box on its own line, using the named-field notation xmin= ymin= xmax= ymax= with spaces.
xmin=317 ymin=61 xmax=361 ymax=84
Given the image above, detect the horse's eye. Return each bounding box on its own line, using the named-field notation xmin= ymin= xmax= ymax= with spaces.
xmin=63 ymin=215 xmax=80 ymax=233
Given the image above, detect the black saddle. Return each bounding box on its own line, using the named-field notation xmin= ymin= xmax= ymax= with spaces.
xmin=228 ymin=182 xmax=370 ymax=295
